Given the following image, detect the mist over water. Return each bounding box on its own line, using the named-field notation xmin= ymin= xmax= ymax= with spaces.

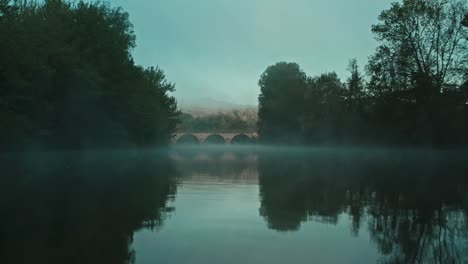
xmin=1 ymin=0 xmax=467 ymax=263
xmin=2 ymin=146 xmax=468 ymax=264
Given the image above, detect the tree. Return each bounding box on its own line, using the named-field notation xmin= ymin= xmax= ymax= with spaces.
xmin=0 ymin=0 xmax=179 ymax=149
xmin=346 ymin=59 xmax=365 ymax=98
xmin=366 ymin=46 xmax=413 ymax=99
xmin=369 ymin=0 xmax=467 ymax=103
xmin=257 ymin=62 xmax=307 ymax=143
xmin=303 ymin=72 xmax=346 ymax=143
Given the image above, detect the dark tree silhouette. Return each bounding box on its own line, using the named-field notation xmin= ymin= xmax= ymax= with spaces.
xmin=257 ymin=0 xmax=467 ymax=147
xmin=303 ymin=72 xmax=347 ymax=144
xmin=257 ymin=62 xmax=307 ymax=143
xmin=369 ymin=0 xmax=467 ymax=103
xmin=346 ymin=59 xmax=365 ymax=99
xmin=0 ymin=0 xmax=180 ymax=150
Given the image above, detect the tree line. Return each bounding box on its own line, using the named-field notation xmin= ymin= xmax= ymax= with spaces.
xmin=0 ymin=0 xmax=179 ymax=150
xmin=178 ymin=110 xmax=257 ymax=132
xmin=258 ymin=0 xmax=467 ymax=147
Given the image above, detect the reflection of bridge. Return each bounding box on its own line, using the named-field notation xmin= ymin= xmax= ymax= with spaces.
xmin=172 ymin=131 xmax=258 ymax=144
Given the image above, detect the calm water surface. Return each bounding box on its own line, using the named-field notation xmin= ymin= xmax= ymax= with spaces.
xmin=2 ymin=146 xmax=468 ymax=264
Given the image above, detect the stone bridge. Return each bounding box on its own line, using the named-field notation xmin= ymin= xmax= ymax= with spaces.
xmin=172 ymin=132 xmax=258 ymax=144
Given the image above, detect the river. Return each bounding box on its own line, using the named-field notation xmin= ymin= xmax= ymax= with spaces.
xmin=1 ymin=146 xmax=468 ymax=264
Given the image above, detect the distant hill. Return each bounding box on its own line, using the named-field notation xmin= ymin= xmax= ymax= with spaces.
xmin=176 ymin=98 xmax=258 ymax=132
xmin=177 ymin=97 xmax=257 ymax=114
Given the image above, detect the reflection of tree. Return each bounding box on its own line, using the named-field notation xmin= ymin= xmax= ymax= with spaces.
xmin=257 ymin=150 xmax=468 ymax=261
xmin=365 ymin=155 xmax=468 ymax=264
xmin=0 ymin=151 xmax=177 ymax=264
xmin=258 ymin=152 xmax=349 ymax=231
xmin=368 ymin=208 xmax=467 ymax=264
xmin=258 ymin=156 xmax=308 ymax=230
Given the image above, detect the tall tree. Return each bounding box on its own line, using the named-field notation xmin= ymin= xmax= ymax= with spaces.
xmin=257 ymin=62 xmax=307 ymax=143
xmin=0 ymin=0 xmax=179 ymax=149
xmin=303 ymin=72 xmax=346 ymax=143
xmin=346 ymin=59 xmax=364 ymax=99
xmin=369 ymin=0 xmax=467 ymax=103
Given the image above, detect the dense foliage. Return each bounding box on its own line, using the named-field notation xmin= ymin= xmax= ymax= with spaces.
xmin=258 ymin=62 xmax=307 ymax=143
xmin=0 ymin=0 xmax=179 ymax=150
xmin=258 ymin=0 xmax=468 ymax=146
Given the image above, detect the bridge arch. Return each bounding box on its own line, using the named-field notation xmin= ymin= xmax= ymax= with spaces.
xmin=230 ymin=134 xmax=252 ymax=144
xmin=176 ymin=134 xmax=200 ymax=145
xmin=203 ymin=134 xmax=226 ymax=144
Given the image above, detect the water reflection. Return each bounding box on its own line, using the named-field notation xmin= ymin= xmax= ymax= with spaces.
xmin=171 ymin=145 xmax=256 ymax=160
xmin=2 ymin=147 xmax=468 ymax=264
xmin=0 ymin=150 xmax=177 ymax=264
xmin=257 ymin=149 xmax=468 ymax=263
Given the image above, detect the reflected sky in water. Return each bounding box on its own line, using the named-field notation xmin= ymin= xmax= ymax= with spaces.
xmin=135 ymin=159 xmax=378 ymax=264
xmin=1 ymin=147 xmax=468 ymax=264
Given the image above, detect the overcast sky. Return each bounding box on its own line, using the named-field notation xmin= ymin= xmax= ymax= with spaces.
xmin=111 ymin=0 xmax=393 ymax=105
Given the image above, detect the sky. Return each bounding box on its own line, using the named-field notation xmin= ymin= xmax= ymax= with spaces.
xmin=110 ymin=0 xmax=393 ymax=106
